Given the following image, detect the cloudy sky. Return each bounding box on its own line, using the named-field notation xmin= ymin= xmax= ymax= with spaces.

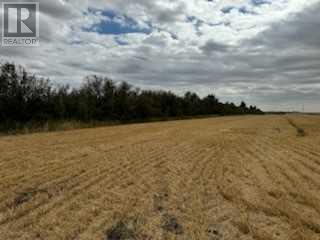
xmin=1 ymin=0 xmax=320 ymax=112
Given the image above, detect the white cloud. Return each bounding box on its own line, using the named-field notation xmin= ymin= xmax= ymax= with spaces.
xmin=0 ymin=0 xmax=320 ymax=111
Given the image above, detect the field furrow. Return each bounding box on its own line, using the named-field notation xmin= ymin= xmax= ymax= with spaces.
xmin=1 ymin=115 xmax=320 ymax=239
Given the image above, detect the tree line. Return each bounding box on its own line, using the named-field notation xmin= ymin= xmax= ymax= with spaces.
xmin=0 ymin=62 xmax=263 ymax=131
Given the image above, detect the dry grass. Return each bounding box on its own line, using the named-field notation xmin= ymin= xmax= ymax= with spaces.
xmin=0 ymin=115 xmax=320 ymax=239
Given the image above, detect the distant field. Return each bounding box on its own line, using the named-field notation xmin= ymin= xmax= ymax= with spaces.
xmin=1 ymin=115 xmax=320 ymax=239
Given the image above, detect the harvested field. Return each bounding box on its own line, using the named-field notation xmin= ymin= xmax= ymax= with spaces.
xmin=1 ymin=115 xmax=320 ymax=239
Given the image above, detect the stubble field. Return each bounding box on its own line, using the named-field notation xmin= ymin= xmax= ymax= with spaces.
xmin=0 ymin=115 xmax=320 ymax=240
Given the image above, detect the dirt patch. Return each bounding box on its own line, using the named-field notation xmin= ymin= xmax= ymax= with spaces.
xmin=11 ymin=188 xmax=51 ymax=208
xmin=296 ymin=128 xmax=306 ymax=137
xmin=105 ymin=221 xmax=137 ymax=240
xmin=286 ymin=118 xmax=306 ymax=137
xmin=161 ymin=214 xmax=183 ymax=235
xmin=207 ymin=225 xmax=223 ymax=240
xmin=153 ymin=192 xmax=169 ymax=212
xmin=105 ymin=217 xmax=149 ymax=240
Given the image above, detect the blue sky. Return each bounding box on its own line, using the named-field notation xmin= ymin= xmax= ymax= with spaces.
xmin=86 ymin=9 xmax=152 ymax=35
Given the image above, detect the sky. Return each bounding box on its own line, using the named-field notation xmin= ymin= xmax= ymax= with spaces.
xmin=0 ymin=0 xmax=320 ymax=112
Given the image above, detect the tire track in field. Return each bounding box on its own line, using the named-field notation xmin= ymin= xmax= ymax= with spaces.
xmin=0 ymin=143 xmax=168 ymax=227
xmin=167 ymin=144 xmax=219 ymax=224
xmin=0 ymin=142 xmax=138 ymax=191
xmin=259 ymin=137 xmax=320 ymax=189
xmin=0 ymin=140 xmax=193 ymax=235
xmin=39 ymin=143 xmax=197 ymax=239
xmin=249 ymin=137 xmax=320 ymax=234
xmin=228 ymin=141 xmax=291 ymax=239
xmin=0 ymin=137 xmax=169 ymax=204
xmin=74 ymin=138 xmax=204 ymax=239
xmin=259 ymin=138 xmax=320 ymax=207
xmin=224 ymin=133 xmax=320 ymax=238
